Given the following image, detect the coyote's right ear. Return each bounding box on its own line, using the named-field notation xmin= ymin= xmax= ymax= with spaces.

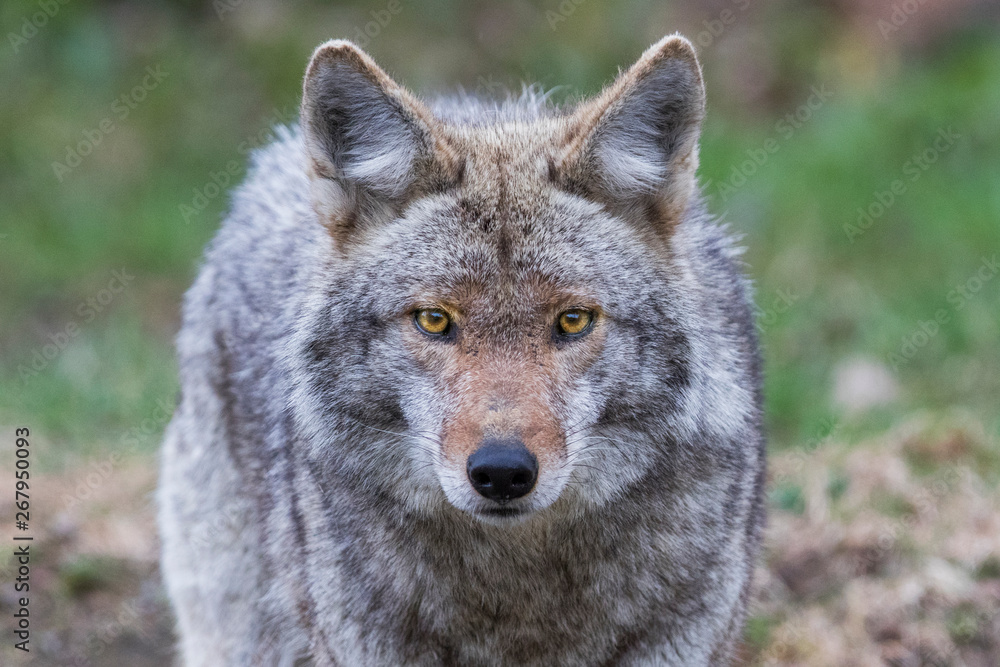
xmin=301 ymin=40 xmax=459 ymax=245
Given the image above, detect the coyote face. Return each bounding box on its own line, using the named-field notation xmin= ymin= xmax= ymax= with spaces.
xmin=371 ymin=189 xmax=667 ymax=522
xmin=292 ymin=36 xmax=707 ymax=523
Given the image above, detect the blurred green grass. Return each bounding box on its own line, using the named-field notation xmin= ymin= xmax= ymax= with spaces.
xmin=0 ymin=0 xmax=998 ymax=469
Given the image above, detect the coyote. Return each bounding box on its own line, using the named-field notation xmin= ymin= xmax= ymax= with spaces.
xmin=158 ymin=34 xmax=765 ymax=666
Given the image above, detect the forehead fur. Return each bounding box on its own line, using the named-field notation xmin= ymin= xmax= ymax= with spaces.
xmin=440 ymin=114 xmax=565 ymax=212
xmin=350 ymin=186 xmax=661 ymax=330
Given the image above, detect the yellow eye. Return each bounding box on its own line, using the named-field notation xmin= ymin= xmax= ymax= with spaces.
xmin=414 ymin=308 xmax=451 ymax=335
xmin=557 ymin=308 xmax=594 ymax=336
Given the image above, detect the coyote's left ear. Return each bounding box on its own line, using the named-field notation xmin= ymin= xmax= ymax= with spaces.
xmin=557 ymin=35 xmax=706 ymax=223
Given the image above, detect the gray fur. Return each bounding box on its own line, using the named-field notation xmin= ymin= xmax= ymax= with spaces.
xmin=159 ymin=35 xmax=765 ymax=666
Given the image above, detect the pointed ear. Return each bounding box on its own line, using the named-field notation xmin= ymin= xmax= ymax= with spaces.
xmin=556 ymin=35 xmax=706 ymax=223
xmin=301 ymin=40 xmax=459 ymax=244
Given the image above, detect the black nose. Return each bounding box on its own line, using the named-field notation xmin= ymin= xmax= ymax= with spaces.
xmin=467 ymin=439 xmax=538 ymax=502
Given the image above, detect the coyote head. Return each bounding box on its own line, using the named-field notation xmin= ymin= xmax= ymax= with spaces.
xmin=293 ymin=35 xmax=708 ymax=523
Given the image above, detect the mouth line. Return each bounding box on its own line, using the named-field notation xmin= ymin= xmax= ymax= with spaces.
xmin=476 ymin=505 xmax=525 ymax=518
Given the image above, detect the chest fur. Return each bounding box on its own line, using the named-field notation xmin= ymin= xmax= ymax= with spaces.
xmin=301 ymin=498 xmax=687 ymax=665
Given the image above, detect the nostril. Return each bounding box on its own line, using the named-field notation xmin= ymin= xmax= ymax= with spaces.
xmin=510 ymin=471 xmax=530 ymax=487
xmin=471 ymin=471 xmax=492 ymax=487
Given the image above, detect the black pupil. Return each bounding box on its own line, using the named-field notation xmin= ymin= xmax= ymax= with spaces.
xmin=563 ymin=312 xmax=584 ymax=331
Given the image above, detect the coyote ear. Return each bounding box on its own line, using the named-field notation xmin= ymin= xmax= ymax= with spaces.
xmin=301 ymin=40 xmax=456 ymax=243
xmin=557 ymin=35 xmax=706 ymax=223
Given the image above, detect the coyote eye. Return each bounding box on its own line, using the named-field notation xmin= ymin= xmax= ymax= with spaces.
xmin=414 ymin=308 xmax=451 ymax=336
xmin=556 ymin=308 xmax=594 ymax=337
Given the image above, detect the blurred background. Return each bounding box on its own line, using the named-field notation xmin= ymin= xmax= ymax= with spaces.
xmin=1 ymin=0 xmax=998 ymax=664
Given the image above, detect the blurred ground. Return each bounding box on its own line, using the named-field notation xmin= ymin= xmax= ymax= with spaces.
xmin=1 ymin=0 xmax=998 ymax=664
xmin=0 ymin=459 xmax=172 ymax=666
xmin=751 ymin=414 xmax=1000 ymax=665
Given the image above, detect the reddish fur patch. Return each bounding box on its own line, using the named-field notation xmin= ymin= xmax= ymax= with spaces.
xmin=440 ymin=349 xmax=565 ymax=468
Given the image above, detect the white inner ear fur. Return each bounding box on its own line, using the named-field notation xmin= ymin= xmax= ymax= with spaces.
xmin=588 ymin=46 xmax=705 ymax=201
xmin=338 ymin=92 xmax=418 ymax=197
